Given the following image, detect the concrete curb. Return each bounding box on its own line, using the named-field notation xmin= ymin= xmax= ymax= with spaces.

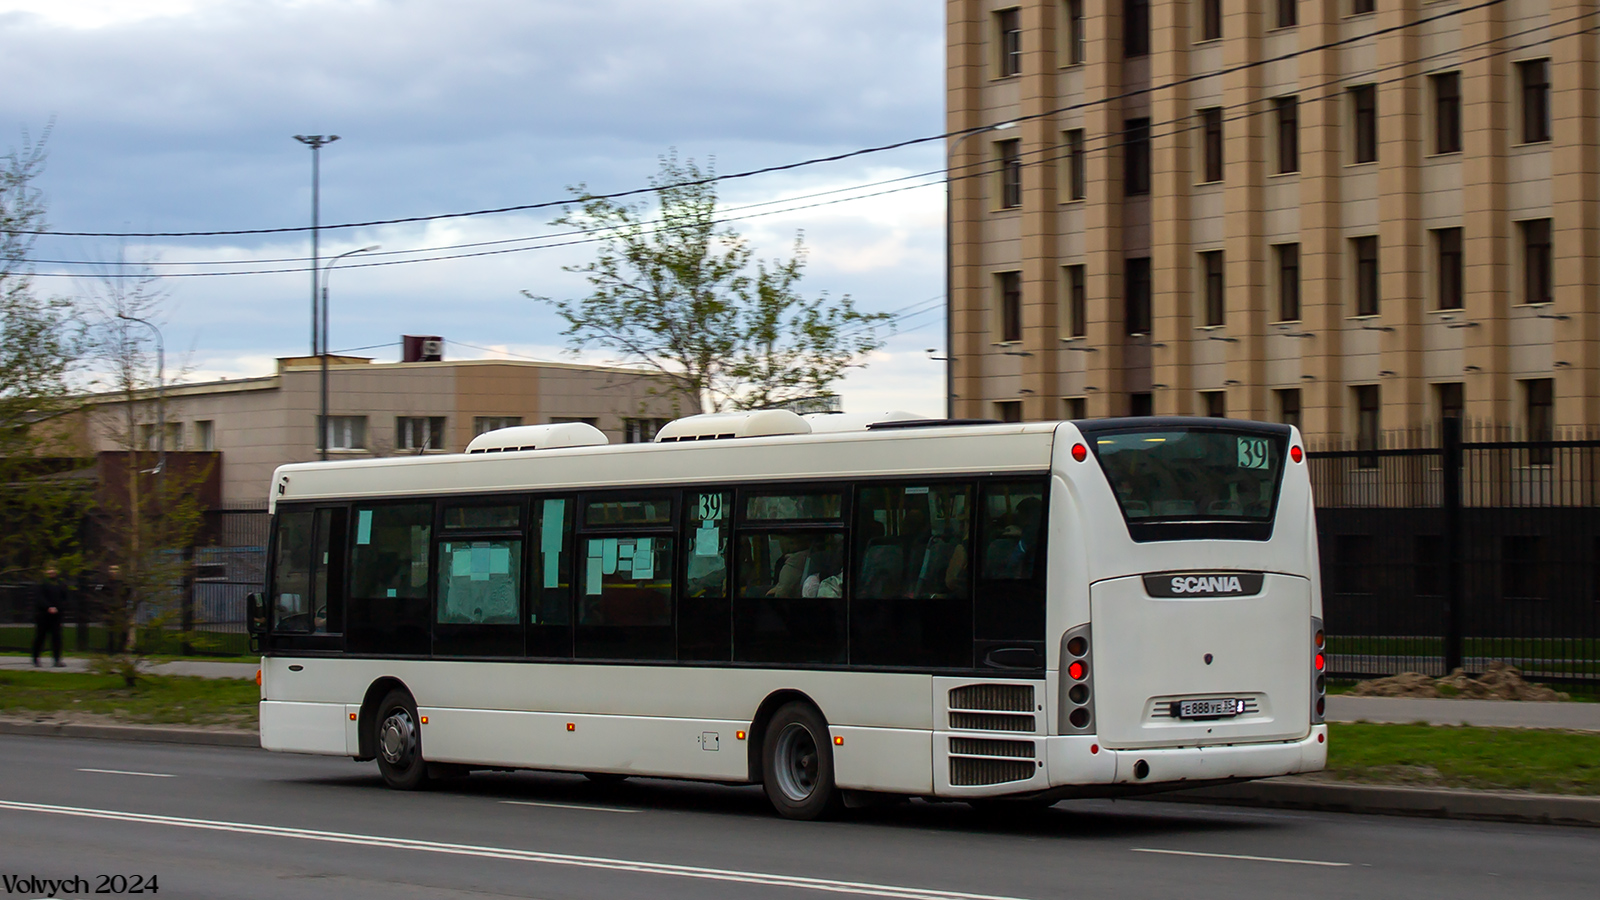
xmin=1156 ymin=777 xmax=1600 ymax=827
xmin=0 ymin=720 xmax=259 ymax=748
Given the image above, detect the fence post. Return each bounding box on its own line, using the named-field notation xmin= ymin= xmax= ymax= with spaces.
xmin=1442 ymin=416 xmax=1464 ymax=674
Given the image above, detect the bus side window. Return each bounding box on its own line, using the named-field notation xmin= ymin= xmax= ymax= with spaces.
xmin=851 ymin=483 xmax=974 ymax=668
xmin=679 ymin=491 xmax=732 ymax=661
xmin=271 ymin=509 xmax=315 ymax=633
xmin=732 ymin=489 xmax=847 ymax=666
xmin=346 ymin=503 xmax=433 ymax=655
xmin=574 ymin=493 xmax=675 ymax=661
xmin=530 ymin=497 xmax=572 ymax=626
xmin=975 ymin=480 xmax=1048 ymax=646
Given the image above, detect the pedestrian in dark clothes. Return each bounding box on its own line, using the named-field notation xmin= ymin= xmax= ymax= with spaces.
xmin=32 ymin=563 xmax=67 ymax=667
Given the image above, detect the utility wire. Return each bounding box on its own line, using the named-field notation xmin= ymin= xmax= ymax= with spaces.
xmin=15 ymin=0 xmax=1508 ymax=239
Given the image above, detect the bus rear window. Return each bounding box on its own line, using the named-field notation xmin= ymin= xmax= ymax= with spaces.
xmin=1090 ymin=428 xmax=1285 ymax=530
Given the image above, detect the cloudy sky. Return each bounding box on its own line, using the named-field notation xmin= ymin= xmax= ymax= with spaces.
xmin=1 ymin=0 xmax=949 ymax=413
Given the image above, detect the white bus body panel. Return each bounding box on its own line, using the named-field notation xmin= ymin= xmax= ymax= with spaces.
xmin=1090 ymin=574 xmax=1312 ymax=749
xmin=259 ymin=701 xmax=349 ymax=755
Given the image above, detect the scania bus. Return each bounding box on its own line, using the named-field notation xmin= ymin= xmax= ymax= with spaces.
xmin=250 ymin=412 xmax=1327 ymax=819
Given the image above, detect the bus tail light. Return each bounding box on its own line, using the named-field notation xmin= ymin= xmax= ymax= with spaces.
xmin=1291 ymin=445 xmax=1303 ymax=463
xmin=1071 ymin=443 xmax=1088 ymax=462
xmin=1059 ymin=624 xmax=1095 ymax=736
xmin=1310 ymin=616 xmax=1326 ymax=725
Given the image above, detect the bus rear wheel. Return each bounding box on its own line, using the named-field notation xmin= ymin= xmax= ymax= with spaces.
xmin=761 ymin=702 xmax=842 ymax=820
xmin=375 ymin=688 xmax=429 ymax=790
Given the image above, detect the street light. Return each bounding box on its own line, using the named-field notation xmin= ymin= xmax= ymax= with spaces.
xmin=318 ymin=245 xmax=379 ymax=461
xmin=293 ymin=134 xmax=339 ymax=358
xmin=116 ymin=314 xmax=165 ymax=476
xmin=945 ymin=120 xmax=1017 ymax=419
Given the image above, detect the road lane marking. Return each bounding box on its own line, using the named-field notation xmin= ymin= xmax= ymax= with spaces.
xmin=0 ymin=799 xmax=1034 ymax=900
xmin=76 ymin=769 xmax=176 ymax=778
xmin=501 ymin=800 xmax=640 ymax=813
xmin=1132 ymin=848 xmax=1351 ymax=868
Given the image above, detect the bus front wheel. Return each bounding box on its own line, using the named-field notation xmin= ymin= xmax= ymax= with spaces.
xmin=375 ymin=689 xmax=429 ymax=790
xmin=761 ymin=702 xmax=843 ymax=820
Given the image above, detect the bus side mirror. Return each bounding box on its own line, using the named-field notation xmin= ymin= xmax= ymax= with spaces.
xmin=247 ymin=592 xmax=267 ymax=635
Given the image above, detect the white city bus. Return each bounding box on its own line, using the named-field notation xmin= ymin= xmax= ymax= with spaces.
xmin=251 ymin=412 xmax=1327 ymax=819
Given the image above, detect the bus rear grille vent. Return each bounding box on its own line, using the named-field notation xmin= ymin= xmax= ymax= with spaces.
xmin=949 ymin=683 xmax=1034 ymax=712
xmin=949 ymin=712 xmax=1036 ymax=732
xmin=949 ymin=757 xmax=1036 ymax=786
xmin=949 ymin=737 xmax=1035 ymax=759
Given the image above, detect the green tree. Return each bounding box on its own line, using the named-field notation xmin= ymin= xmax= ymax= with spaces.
xmin=526 ymin=153 xmax=892 ymax=414
xmin=0 ymin=125 xmax=90 ymax=579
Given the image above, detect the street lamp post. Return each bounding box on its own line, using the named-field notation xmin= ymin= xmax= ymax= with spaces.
xmin=116 ymin=314 xmax=165 ymax=475
xmin=318 ymin=245 xmax=379 ymax=460
xmin=945 ymin=121 xmax=1017 ymax=419
xmin=293 ymin=134 xmax=339 ymax=360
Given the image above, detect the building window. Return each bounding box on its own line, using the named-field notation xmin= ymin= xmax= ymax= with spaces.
xmin=1065 ymin=0 xmax=1085 ymax=65
xmin=396 ymin=416 xmax=445 ymax=451
xmin=998 ymin=271 xmax=1023 ymax=343
xmin=1063 ymin=397 xmax=1086 ymax=419
xmin=1201 ymin=390 xmax=1226 ymax=419
xmin=1275 ymin=243 xmax=1301 ymax=321
xmin=1200 ymin=0 xmax=1222 ymax=41
xmin=1519 ymin=59 xmax=1550 ymax=144
xmin=1354 ymin=385 xmax=1380 ymax=467
xmin=997 ymin=8 xmax=1022 ymax=77
xmin=1065 ymin=264 xmax=1087 ymax=337
xmin=998 ymin=139 xmax=1022 ymax=209
xmin=1521 ymin=218 xmax=1552 ymax=305
xmin=1124 ymin=0 xmax=1149 ymax=58
xmin=995 ymin=400 xmax=1023 ymax=423
xmin=1199 ymin=107 xmax=1224 ymax=183
xmin=1201 ymin=250 xmax=1225 ymax=326
xmin=323 ymin=415 xmax=367 ymax=451
xmin=1353 ymin=235 xmax=1380 ymax=316
xmin=1125 ymin=257 xmax=1152 ymax=336
xmin=1276 ymin=389 xmax=1301 ymax=430
xmin=1351 ymin=85 xmax=1378 ymax=163
xmin=1525 ymin=378 xmax=1553 ymax=463
xmin=1129 ymin=392 xmax=1153 ymax=417
xmin=1432 ymin=72 xmax=1461 ymax=154
xmin=1123 ymin=118 xmax=1151 ymax=196
xmin=473 ymin=416 xmax=522 ymax=435
xmin=195 ymin=420 xmax=215 ymax=452
xmin=1435 ymin=227 xmax=1463 ymax=310
xmin=1276 ymin=0 xmax=1298 ymax=28
xmin=1435 ymin=382 xmax=1464 ymax=423
xmin=1352 ymin=0 xmax=1375 ymax=14
xmin=1065 ymin=129 xmax=1086 ymax=200
xmin=1274 ymin=96 xmax=1299 ymax=174
xmin=622 ymin=417 xmax=673 ymax=443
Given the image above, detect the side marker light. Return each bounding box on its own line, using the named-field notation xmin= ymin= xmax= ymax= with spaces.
xmin=1071 ymin=443 xmax=1088 ymax=462
xmin=349 ymin=713 xmax=357 ymax=721
xmin=419 ymin=716 xmax=428 ymax=725
xmin=834 ymin=736 xmax=844 ymax=746
xmin=1318 ymin=733 xmax=1325 ymax=744
xmin=1291 ymin=445 xmax=1304 ymax=463
xmin=255 ymin=669 xmax=261 ymax=686
xmin=1090 ymin=744 xmax=1099 ymax=754
xmin=567 ymin=722 xmax=575 ymax=732
xmin=736 ymin=730 xmax=747 ymax=741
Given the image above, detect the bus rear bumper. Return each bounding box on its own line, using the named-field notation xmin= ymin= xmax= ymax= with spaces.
xmin=1057 ymin=724 xmax=1328 ymax=788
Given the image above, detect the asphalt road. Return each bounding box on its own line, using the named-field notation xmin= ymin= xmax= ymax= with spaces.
xmin=0 ymin=735 xmax=1595 ymax=900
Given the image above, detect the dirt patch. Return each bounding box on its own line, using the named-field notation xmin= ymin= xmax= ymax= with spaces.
xmin=1349 ymin=661 xmax=1570 ymax=701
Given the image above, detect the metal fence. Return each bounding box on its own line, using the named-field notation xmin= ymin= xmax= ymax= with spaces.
xmin=1311 ymin=419 xmax=1600 ymax=686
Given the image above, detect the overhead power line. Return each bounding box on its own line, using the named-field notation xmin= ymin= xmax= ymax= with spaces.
xmin=14 ymin=0 xmax=1508 ymax=240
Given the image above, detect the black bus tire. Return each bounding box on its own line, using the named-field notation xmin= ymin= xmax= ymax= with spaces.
xmin=761 ymin=701 xmax=843 ymax=820
xmin=374 ymin=688 xmax=430 ymax=790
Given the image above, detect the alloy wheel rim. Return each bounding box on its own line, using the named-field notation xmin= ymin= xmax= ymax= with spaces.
xmin=773 ymin=722 xmax=819 ymax=802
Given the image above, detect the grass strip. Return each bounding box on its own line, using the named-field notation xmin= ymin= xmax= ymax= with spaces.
xmin=0 ymin=670 xmax=257 ymax=729
xmin=1327 ymin=722 xmax=1600 ymax=795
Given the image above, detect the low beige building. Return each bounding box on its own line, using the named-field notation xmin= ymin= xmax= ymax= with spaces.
xmin=948 ymin=0 xmax=1595 ymax=444
xmin=80 ymin=356 xmax=680 ymax=506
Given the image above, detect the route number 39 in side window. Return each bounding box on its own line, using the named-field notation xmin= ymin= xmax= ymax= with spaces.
xmin=1237 ymin=436 xmax=1270 ymax=469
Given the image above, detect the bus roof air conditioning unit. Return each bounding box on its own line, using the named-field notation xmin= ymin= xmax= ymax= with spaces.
xmin=466 ymin=422 xmax=609 ymax=454
xmin=654 ymin=410 xmax=811 ymax=442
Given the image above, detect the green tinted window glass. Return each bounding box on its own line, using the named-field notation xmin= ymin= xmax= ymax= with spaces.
xmin=743 ymin=492 xmax=843 ymax=521
xmin=437 ymin=539 xmax=521 ymax=625
xmin=350 ymin=504 xmax=433 ymax=599
xmin=444 ymin=504 xmax=520 ymax=530
xmin=585 ymin=496 xmax=672 ymax=527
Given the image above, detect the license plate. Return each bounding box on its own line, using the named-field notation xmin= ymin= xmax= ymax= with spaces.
xmin=1174 ymin=698 xmax=1243 ymax=719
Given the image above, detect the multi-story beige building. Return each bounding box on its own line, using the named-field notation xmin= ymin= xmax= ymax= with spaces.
xmin=79 ymin=356 xmax=680 ymax=505
xmin=948 ymin=0 xmax=1595 ymax=443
